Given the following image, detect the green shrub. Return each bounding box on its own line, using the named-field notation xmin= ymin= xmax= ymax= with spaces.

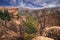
xmin=0 ymin=10 xmax=11 ymax=21
xmin=24 ymin=22 xmax=37 ymax=34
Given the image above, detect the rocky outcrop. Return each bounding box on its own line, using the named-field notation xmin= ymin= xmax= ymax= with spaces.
xmin=0 ymin=7 xmax=25 ymax=40
xmin=32 ymin=36 xmax=54 ymax=40
xmin=42 ymin=26 xmax=60 ymax=40
xmin=37 ymin=7 xmax=60 ymax=36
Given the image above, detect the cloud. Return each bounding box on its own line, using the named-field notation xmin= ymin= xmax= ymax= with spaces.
xmin=0 ymin=0 xmax=60 ymax=9
xmin=10 ymin=0 xmax=16 ymax=4
xmin=10 ymin=0 xmax=17 ymax=6
xmin=38 ymin=0 xmax=60 ymax=9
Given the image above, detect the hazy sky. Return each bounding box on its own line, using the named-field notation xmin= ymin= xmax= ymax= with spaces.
xmin=0 ymin=0 xmax=60 ymax=9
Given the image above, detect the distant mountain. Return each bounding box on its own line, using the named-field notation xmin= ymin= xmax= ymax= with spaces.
xmin=19 ymin=7 xmax=60 ymax=17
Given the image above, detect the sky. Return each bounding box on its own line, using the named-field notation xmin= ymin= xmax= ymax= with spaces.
xmin=0 ymin=0 xmax=60 ymax=9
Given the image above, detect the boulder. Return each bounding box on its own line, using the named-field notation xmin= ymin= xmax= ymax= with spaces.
xmin=32 ymin=36 xmax=54 ymax=40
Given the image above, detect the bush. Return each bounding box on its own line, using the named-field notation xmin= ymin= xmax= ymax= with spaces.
xmin=0 ymin=10 xmax=11 ymax=21
xmin=24 ymin=22 xmax=37 ymax=34
xmin=22 ymin=14 xmax=38 ymax=34
xmin=19 ymin=13 xmax=38 ymax=40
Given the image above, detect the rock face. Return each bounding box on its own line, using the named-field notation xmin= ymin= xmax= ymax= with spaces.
xmin=37 ymin=7 xmax=60 ymax=36
xmin=42 ymin=26 xmax=60 ymax=40
xmin=0 ymin=7 xmax=25 ymax=40
xmin=32 ymin=36 xmax=54 ymax=40
xmin=0 ymin=7 xmax=60 ymax=40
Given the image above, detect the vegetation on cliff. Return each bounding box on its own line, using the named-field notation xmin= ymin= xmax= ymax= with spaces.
xmin=0 ymin=10 xmax=11 ymax=21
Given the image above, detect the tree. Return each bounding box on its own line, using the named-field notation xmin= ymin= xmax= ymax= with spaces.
xmin=0 ymin=10 xmax=11 ymax=21
xmin=21 ymin=14 xmax=38 ymax=34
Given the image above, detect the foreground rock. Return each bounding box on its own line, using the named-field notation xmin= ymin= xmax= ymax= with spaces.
xmin=0 ymin=19 xmax=25 ymax=40
xmin=32 ymin=36 xmax=54 ymax=40
xmin=42 ymin=26 xmax=60 ymax=40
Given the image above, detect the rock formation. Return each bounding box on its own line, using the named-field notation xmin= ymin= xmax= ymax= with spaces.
xmin=32 ymin=36 xmax=54 ymax=40
xmin=0 ymin=7 xmax=25 ymax=40
xmin=42 ymin=26 xmax=60 ymax=40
